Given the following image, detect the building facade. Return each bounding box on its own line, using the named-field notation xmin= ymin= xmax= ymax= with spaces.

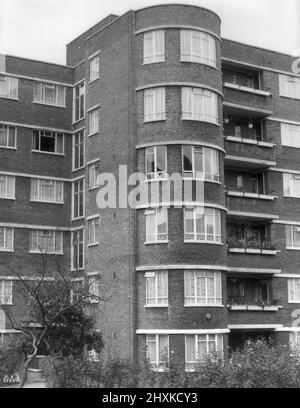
xmin=0 ymin=4 xmax=300 ymax=370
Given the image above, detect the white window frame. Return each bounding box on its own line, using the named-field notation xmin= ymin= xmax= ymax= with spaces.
xmin=32 ymin=130 xmax=64 ymax=155
xmin=0 ymin=281 xmax=13 ymax=305
xmin=184 ymin=270 xmax=222 ymax=306
xmin=30 ymin=178 xmax=64 ymax=204
xmin=180 ymin=29 xmax=217 ymax=67
xmin=182 ymin=145 xmax=220 ymax=182
xmin=0 ymin=75 xmax=18 ymax=99
xmin=71 ymin=228 xmax=84 ymax=271
xmin=143 ymin=30 xmax=165 ymax=64
xmin=72 ymin=178 xmax=85 ymax=220
xmin=70 ymin=280 xmax=84 ymax=304
xmin=288 ymin=278 xmax=300 ymax=303
xmin=145 ymin=270 xmax=168 ymax=306
xmin=146 ymin=334 xmax=169 ymax=372
xmin=145 ymin=208 xmax=168 ymax=243
xmin=0 ymin=175 xmax=15 ymax=200
xmin=184 ymin=207 xmax=222 ymax=243
xmin=144 ymin=87 xmax=166 ymax=122
xmin=87 ymin=216 xmax=99 ymax=246
xmin=286 ymin=225 xmax=300 ymax=250
xmin=0 ymin=227 xmax=14 ymax=252
xmin=72 ymin=130 xmax=85 ymax=171
xmin=29 ymin=229 xmax=63 ymax=255
xmin=281 ymin=123 xmax=300 ymax=148
xmin=88 ymin=161 xmax=99 ymax=190
xmin=88 ymin=276 xmax=100 ymax=303
xmin=33 ymin=82 xmax=66 ymax=107
xmin=88 ymin=107 xmax=100 ymax=136
xmin=73 ymin=81 xmax=85 ymax=123
xmin=182 ymin=87 xmax=219 ymax=125
xmin=89 ymin=54 xmax=100 ymax=83
xmin=185 ymin=334 xmax=223 ymax=371
xmin=0 ymin=125 xmax=17 ymax=149
xmin=279 ymin=74 xmax=300 ymax=100
xmin=283 ymin=173 xmax=300 ymax=198
xmin=145 ymin=146 xmax=167 ymax=180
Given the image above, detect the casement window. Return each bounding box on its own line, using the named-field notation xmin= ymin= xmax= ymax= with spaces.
xmin=182 ymin=146 xmax=219 ymax=182
xmin=281 ymin=123 xmax=300 ymax=148
xmin=0 ymin=75 xmax=18 ymax=99
xmin=145 ymin=146 xmax=167 ymax=180
xmin=32 ymin=130 xmax=64 ymax=154
xmin=71 ymin=229 xmax=84 ymax=270
xmin=184 ymin=207 xmax=222 ymax=243
xmin=0 ymin=175 xmax=15 ymax=199
xmin=29 ymin=230 xmax=63 ymax=254
xmin=145 ymin=208 xmax=168 ymax=243
xmin=182 ymin=87 xmax=218 ymax=124
xmin=286 ymin=225 xmax=300 ymax=249
xmin=73 ymin=130 xmax=85 ymax=170
xmin=288 ymin=278 xmax=300 ymax=303
xmin=88 ymin=107 xmax=99 ymax=135
xmin=184 ymin=270 xmax=222 ymax=306
xmin=144 ymin=87 xmax=166 ymax=122
xmin=143 ymin=30 xmax=165 ymax=64
xmin=87 ymin=217 xmax=99 ymax=246
xmin=145 ymin=270 xmax=168 ymax=306
xmin=71 ymin=280 xmax=84 ymax=304
xmin=279 ymin=75 xmax=300 ymax=99
xmin=283 ymin=173 xmax=300 ymax=198
xmin=180 ymin=30 xmax=217 ymax=67
xmin=0 ymin=125 xmax=16 ymax=148
xmin=72 ymin=179 xmax=84 ymax=219
xmin=89 ymin=55 xmax=100 ymax=82
xmin=31 ymin=178 xmax=63 ymax=203
xmin=0 ymin=281 xmax=13 ymax=305
xmin=185 ymin=334 xmax=223 ymax=371
xmin=88 ymin=162 xmax=100 ymax=189
xmin=33 ymin=82 xmax=65 ymax=107
xmin=88 ymin=276 xmax=100 ymax=303
xmin=0 ymin=227 xmax=14 ymax=252
xmin=73 ymin=82 xmax=85 ymax=122
xmin=146 ymin=334 xmax=169 ymax=372
xmin=290 ymin=332 xmax=300 ymax=354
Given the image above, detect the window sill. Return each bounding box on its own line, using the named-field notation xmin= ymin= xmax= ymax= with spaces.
xmin=72 ymin=117 xmax=85 ymax=125
xmin=184 ymin=304 xmax=224 ymax=308
xmin=71 ymin=268 xmax=85 ymax=272
xmin=286 ymin=247 xmax=300 ymax=251
xmin=32 ymin=150 xmax=65 ymax=157
xmin=144 ymin=304 xmax=169 ymax=308
xmin=279 ymin=94 xmax=300 ymax=101
xmin=33 ymin=101 xmax=66 ymax=108
xmin=145 ymin=241 xmax=169 ymax=245
xmin=88 ymin=243 xmax=99 ymax=248
xmin=71 ymin=216 xmax=85 ymax=221
xmin=283 ymin=195 xmax=300 ymax=199
xmin=142 ymin=60 xmax=165 ymax=66
xmin=180 ymin=58 xmax=217 ymax=69
xmin=143 ymin=118 xmax=166 ymax=124
xmin=87 ymin=187 xmax=98 ymax=191
xmin=184 ymin=240 xmax=223 ymax=246
xmin=0 ymin=249 xmax=14 ymax=253
xmin=181 ymin=117 xmax=220 ymax=127
xmin=182 ymin=177 xmax=221 ymax=184
xmin=0 ymin=303 xmax=13 ymax=306
xmin=89 ymin=78 xmax=99 ymax=85
xmin=88 ymin=132 xmax=99 ymax=137
xmin=0 ymin=96 xmax=19 ymax=101
xmin=29 ymin=251 xmax=64 ymax=255
xmin=31 ymin=200 xmax=64 ymax=205
xmin=0 ymin=146 xmax=17 ymax=150
xmin=72 ymin=166 xmax=86 ymax=172
xmin=0 ymin=197 xmax=16 ymax=201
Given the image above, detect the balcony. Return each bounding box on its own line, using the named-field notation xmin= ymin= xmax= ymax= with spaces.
xmin=226 ymin=195 xmax=278 ymax=220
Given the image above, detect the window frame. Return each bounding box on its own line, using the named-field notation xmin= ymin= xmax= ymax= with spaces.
xmin=184 ymin=207 xmax=222 ymax=243
xmin=0 ymin=125 xmax=17 ymax=149
xmin=88 ymin=107 xmax=100 ymax=136
xmin=32 ymin=129 xmax=64 ymax=155
xmin=145 ymin=207 xmax=168 ymax=244
xmin=72 ymin=178 xmax=85 ymax=220
xmin=143 ymin=30 xmax=165 ymax=65
xmin=181 ymin=87 xmax=219 ymax=125
xmin=88 ymin=161 xmax=100 ymax=190
xmin=144 ymin=87 xmax=166 ymax=123
xmin=184 ymin=270 xmax=222 ymax=306
xmin=145 ymin=270 xmax=168 ymax=307
xmin=279 ymin=74 xmax=300 ymax=100
xmin=29 ymin=229 xmax=63 ymax=255
xmin=185 ymin=334 xmax=223 ymax=371
xmin=33 ymin=81 xmax=66 ymax=107
xmin=0 ymin=175 xmax=15 ymax=200
xmin=288 ymin=278 xmax=300 ymax=303
xmin=283 ymin=173 xmax=300 ymax=198
xmin=182 ymin=145 xmax=220 ymax=182
xmin=145 ymin=146 xmax=167 ymax=180
xmin=0 ymin=280 xmax=13 ymax=305
xmin=73 ymin=81 xmax=85 ymax=123
xmin=72 ymin=130 xmax=85 ymax=171
xmin=88 ymin=275 xmax=100 ymax=303
xmin=71 ymin=228 xmax=84 ymax=271
xmin=180 ymin=29 xmax=217 ymax=68
xmin=30 ymin=178 xmax=64 ymax=204
xmin=146 ymin=334 xmax=169 ymax=372
xmin=281 ymin=123 xmax=300 ymax=149
xmin=89 ymin=54 xmax=100 ymax=83
xmin=0 ymin=75 xmax=18 ymax=100
xmin=87 ymin=216 xmax=99 ymax=247
xmin=0 ymin=227 xmax=14 ymax=252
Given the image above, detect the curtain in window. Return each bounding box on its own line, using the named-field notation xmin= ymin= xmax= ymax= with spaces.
xmin=157 ymin=271 xmax=168 ymax=304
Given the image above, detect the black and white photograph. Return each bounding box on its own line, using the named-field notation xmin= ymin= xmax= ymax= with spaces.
xmin=0 ymin=0 xmax=300 ymax=393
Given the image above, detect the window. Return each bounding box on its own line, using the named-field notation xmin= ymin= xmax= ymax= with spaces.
xmin=185 ymin=334 xmax=223 ymax=371
xmin=33 ymin=82 xmax=65 ymax=107
xmin=72 ymin=179 xmax=84 ymax=219
xmin=146 ymin=335 xmax=169 ymax=371
xmin=29 ymin=230 xmax=63 ymax=254
xmin=288 ymin=279 xmax=300 ymax=303
xmin=0 ymin=175 xmax=15 ymax=199
xmin=184 ymin=207 xmax=222 ymax=243
xmin=279 ymin=75 xmax=300 ymax=99
xmin=88 ymin=107 xmax=99 ymax=135
xmin=71 ymin=229 xmax=84 ymax=270
xmin=143 ymin=30 xmax=165 ymax=64
xmin=145 ymin=146 xmax=167 ymax=180
xmin=182 ymin=146 xmax=219 ymax=182
xmin=144 ymin=87 xmax=166 ymax=122
xmin=0 ymin=281 xmax=13 ymax=305
xmin=71 ymin=280 xmax=84 ymax=304
xmin=286 ymin=225 xmax=300 ymax=249
xmin=290 ymin=332 xmax=300 ymax=355
xmin=283 ymin=173 xmax=300 ymax=198
xmin=32 ymin=130 xmax=64 ymax=154
xmin=180 ymin=30 xmax=216 ymax=67
xmin=145 ymin=208 xmax=168 ymax=243
xmin=182 ymin=87 xmax=218 ymax=124
xmin=87 ymin=217 xmax=99 ymax=246
xmin=88 ymin=276 xmax=100 ymax=303
xmin=184 ymin=270 xmax=222 ymax=306
xmin=281 ymin=123 xmax=300 ymax=148
xmin=0 ymin=227 xmax=14 ymax=252
xmin=73 ymin=82 xmax=85 ymax=122
xmin=31 ymin=178 xmax=63 ymax=203
xmin=0 ymin=75 xmax=18 ymax=99
xmin=88 ymin=162 xmax=100 ymax=189
xmin=73 ymin=130 xmax=85 ymax=170
xmin=89 ymin=55 xmax=100 ymax=82
xmin=145 ymin=271 xmax=168 ymax=306
xmin=0 ymin=125 xmax=16 ymax=148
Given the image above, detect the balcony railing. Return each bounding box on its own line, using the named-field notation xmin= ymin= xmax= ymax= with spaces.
xmin=227 ymin=238 xmax=277 ymax=254
xmin=227 ymin=295 xmax=280 ymax=311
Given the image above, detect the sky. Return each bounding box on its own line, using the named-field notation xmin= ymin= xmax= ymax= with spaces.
xmin=0 ymin=0 xmax=299 ymax=65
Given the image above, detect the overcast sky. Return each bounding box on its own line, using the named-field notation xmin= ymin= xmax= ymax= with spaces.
xmin=0 ymin=0 xmax=299 ymax=65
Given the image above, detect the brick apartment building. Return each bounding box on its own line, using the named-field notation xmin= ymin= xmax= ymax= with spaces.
xmin=0 ymin=3 xmax=300 ymax=371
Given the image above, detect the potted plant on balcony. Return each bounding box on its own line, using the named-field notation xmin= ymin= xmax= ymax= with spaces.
xmin=261 ymin=240 xmax=277 ymax=253
xmin=245 ymin=239 xmax=260 ymax=253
